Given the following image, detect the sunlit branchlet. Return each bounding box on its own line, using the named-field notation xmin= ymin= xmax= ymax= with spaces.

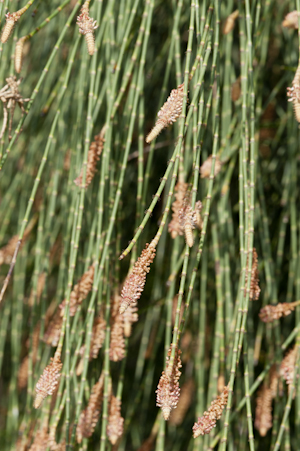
xmin=120 ymin=239 xmax=157 ymax=314
xmin=156 ymin=345 xmax=182 ymax=421
xmin=200 ymin=155 xmax=222 ymax=179
xmin=34 ymin=355 xmax=62 ymax=409
xmin=146 ymin=83 xmax=185 ymax=143
xmin=223 ymin=10 xmax=239 ymax=34
xmin=192 ymin=385 xmax=229 ymax=437
xmin=168 ymin=176 xmax=188 ymax=239
xmin=110 ymin=294 xmax=125 ymax=361
xmin=259 ymin=301 xmax=300 ymax=323
xmin=254 ymin=384 xmax=273 ymax=437
xmin=107 ymin=395 xmax=124 ymax=445
xmin=245 ymin=248 xmax=260 ymax=300
xmin=76 ymin=1 xmax=98 ymax=56
xmin=280 ymin=345 xmax=297 ymax=387
xmin=76 ymin=373 xmax=104 ymax=443
xmin=59 ymin=263 xmax=95 ymax=317
xmin=74 ymin=126 xmax=106 ymax=188
xmin=282 ymin=10 xmax=300 ymax=28
xmin=287 ymin=65 xmax=300 ymax=122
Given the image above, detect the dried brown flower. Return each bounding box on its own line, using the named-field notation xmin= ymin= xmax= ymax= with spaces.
xmin=287 ymin=65 xmax=300 ymax=122
xmin=60 ymin=263 xmax=95 ymax=317
xmin=254 ymin=384 xmax=273 ymax=437
xmin=280 ymin=345 xmax=298 ymax=387
xmin=245 ymin=248 xmax=260 ymax=300
xmin=282 ymin=10 xmax=300 ymax=28
xmin=107 ymin=395 xmax=124 ymax=445
xmin=120 ymin=240 xmax=157 ymax=314
xmin=74 ymin=126 xmax=106 ymax=187
xmin=146 ymin=83 xmax=185 ymax=143
xmin=223 ymin=10 xmax=239 ymax=34
xmin=110 ymin=295 xmax=125 ymax=361
xmin=192 ymin=385 xmax=229 ymax=437
xmin=168 ymin=176 xmax=188 ymax=239
xmin=156 ymin=345 xmax=182 ymax=420
xmin=170 ymin=378 xmax=194 ymax=426
xmin=200 ymin=155 xmax=222 ymax=179
xmin=259 ymin=301 xmax=300 ymax=323
xmin=76 ymin=373 xmax=104 ymax=443
xmin=34 ymin=355 xmax=63 ymax=409
xmin=76 ymin=1 xmax=98 ymax=56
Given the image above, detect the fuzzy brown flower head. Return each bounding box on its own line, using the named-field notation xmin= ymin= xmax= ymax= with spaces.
xmin=123 ymin=301 xmax=138 ymax=337
xmin=34 ymin=357 xmax=62 ymax=409
xmin=107 ymin=395 xmax=124 ymax=445
xmin=287 ymin=65 xmax=300 ymax=122
xmin=179 ymin=199 xmax=203 ymax=247
xmin=76 ymin=374 xmax=104 ymax=443
xmin=254 ymin=385 xmax=273 ymax=437
xmin=259 ymin=301 xmax=299 ymax=323
xmin=110 ymin=295 xmax=125 ymax=362
xmin=60 ymin=264 xmax=95 ymax=317
xmin=223 ymin=10 xmax=239 ymax=34
xmin=282 ymin=11 xmax=300 ymax=28
xmin=1 ymin=13 xmax=18 ymax=43
xmin=280 ymin=346 xmax=297 ymax=386
xmin=200 ymin=155 xmax=222 ymax=179
xmin=76 ymin=3 xmax=98 ymax=56
xmin=192 ymin=385 xmax=229 ymax=438
xmin=156 ymin=346 xmax=182 ymax=420
xmin=120 ymin=243 xmax=156 ymax=314
xmin=146 ymin=83 xmax=185 ymax=143
xmin=168 ymin=176 xmax=188 ymax=238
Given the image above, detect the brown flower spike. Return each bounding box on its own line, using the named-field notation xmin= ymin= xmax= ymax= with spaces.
xmin=168 ymin=176 xmax=188 ymax=239
xmin=245 ymin=248 xmax=260 ymax=300
xmin=120 ymin=239 xmax=157 ymax=314
xmin=179 ymin=200 xmax=203 ymax=247
xmin=280 ymin=345 xmax=298 ymax=387
xmin=1 ymin=6 xmax=28 ymax=44
xmin=192 ymin=385 xmax=229 ymax=437
xmin=282 ymin=11 xmax=300 ymax=29
xmin=254 ymin=384 xmax=273 ymax=437
xmin=34 ymin=355 xmax=62 ymax=409
xmin=200 ymin=155 xmax=222 ymax=179
xmin=107 ymin=395 xmax=124 ymax=445
xmin=146 ymin=83 xmax=185 ymax=143
xmin=74 ymin=126 xmax=106 ymax=188
xmin=223 ymin=10 xmax=239 ymax=34
xmin=76 ymin=1 xmax=98 ymax=56
xmin=259 ymin=301 xmax=300 ymax=323
xmin=76 ymin=373 xmax=104 ymax=443
xmin=156 ymin=345 xmax=182 ymax=420
xmin=15 ymin=36 xmax=27 ymax=73
xmin=110 ymin=295 xmax=125 ymax=362
xmin=287 ymin=64 xmax=300 ymax=122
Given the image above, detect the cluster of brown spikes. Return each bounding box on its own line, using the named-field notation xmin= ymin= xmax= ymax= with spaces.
xmin=146 ymin=83 xmax=185 ymax=143
xmin=120 ymin=239 xmax=157 ymax=314
xmin=156 ymin=345 xmax=182 ymax=421
xmin=192 ymin=385 xmax=229 ymax=437
xmin=74 ymin=126 xmax=106 ymax=188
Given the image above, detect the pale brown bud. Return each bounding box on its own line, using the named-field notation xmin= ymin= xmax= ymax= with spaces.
xmin=156 ymin=345 xmax=182 ymax=420
xmin=15 ymin=36 xmax=27 ymax=73
xmin=231 ymin=76 xmax=241 ymax=101
xmin=287 ymin=65 xmax=300 ymax=122
xmin=34 ymin=356 xmax=62 ymax=409
xmin=1 ymin=13 xmax=17 ymax=43
xmin=259 ymin=301 xmax=300 ymax=323
xmin=76 ymin=1 xmax=98 ymax=56
xmin=223 ymin=10 xmax=239 ymax=34
xmin=282 ymin=10 xmax=300 ymax=29
xmin=120 ymin=242 xmax=156 ymax=314
xmin=146 ymin=83 xmax=185 ymax=143
xmin=107 ymin=395 xmax=124 ymax=445
xmin=200 ymin=155 xmax=222 ymax=179
xmin=74 ymin=127 xmax=105 ymax=187
xmin=254 ymin=384 xmax=273 ymax=437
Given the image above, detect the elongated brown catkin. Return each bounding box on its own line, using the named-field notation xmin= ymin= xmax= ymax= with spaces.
xmin=107 ymin=395 xmax=124 ymax=445
xmin=76 ymin=1 xmax=98 ymax=56
xmin=168 ymin=176 xmax=188 ymax=238
xmin=223 ymin=10 xmax=239 ymax=34
xmin=259 ymin=301 xmax=300 ymax=323
xmin=1 ymin=14 xmax=16 ymax=43
xmin=146 ymin=83 xmax=185 ymax=143
xmin=245 ymin=248 xmax=260 ymax=300
xmin=254 ymin=384 xmax=273 ymax=437
xmin=156 ymin=345 xmax=182 ymax=420
xmin=34 ymin=356 xmax=62 ymax=409
xmin=15 ymin=36 xmax=27 ymax=73
xmin=192 ymin=385 xmax=229 ymax=437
